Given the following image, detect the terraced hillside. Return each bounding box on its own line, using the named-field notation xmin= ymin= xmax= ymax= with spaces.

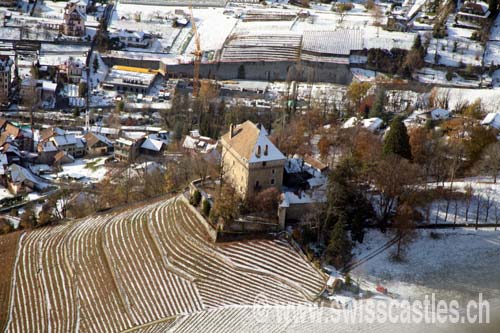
xmin=1 ymin=196 xmax=326 ymax=332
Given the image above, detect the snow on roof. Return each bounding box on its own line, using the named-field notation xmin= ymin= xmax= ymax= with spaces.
xmin=41 ymin=80 xmax=57 ymax=92
xmin=9 ymin=164 xmax=50 ymax=189
xmin=90 ymin=126 xmax=120 ymax=135
xmin=52 ymin=134 xmax=77 ymax=146
xmin=182 ymin=135 xmax=218 ymax=153
xmin=38 ymin=54 xmax=87 ymax=67
xmin=361 ymin=117 xmax=384 ymax=132
xmin=115 ymin=29 xmax=147 ymax=39
xmin=2 ymin=144 xmax=20 ymax=156
xmin=302 ymin=29 xmax=363 ymax=56
xmin=123 ymin=131 xmax=146 ymax=140
xmin=0 ymin=153 xmax=7 ymax=174
xmin=85 ymin=132 xmax=113 ymax=147
xmin=282 ymin=190 xmax=327 ymax=206
xmin=0 ymin=153 xmax=7 ymax=165
xmin=342 ymin=117 xmax=358 ymax=129
xmin=116 ymin=137 xmax=134 ymax=146
xmin=221 ymin=121 xmax=285 ymax=163
xmin=285 ymin=157 xmax=328 ymax=179
xmin=39 ymin=141 xmax=58 ymax=153
xmin=141 ymin=138 xmax=164 ymax=152
xmin=148 ymin=132 xmax=169 ymax=145
xmin=481 ymin=113 xmax=500 ymax=129
xmin=342 ymin=117 xmax=383 ymax=132
xmin=76 ymin=138 xmax=85 ymax=148
xmin=430 ymin=108 xmax=451 ymax=120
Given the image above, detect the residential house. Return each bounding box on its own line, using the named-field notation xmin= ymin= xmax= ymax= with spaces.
xmin=114 ymin=29 xmax=153 ymax=48
xmin=53 ymin=150 xmax=75 ymax=167
xmin=148 ymin=131 xmax=170 ymax=145
xmin=0 ymin=143 xmax=21 ymax=165
xmin=40 ymin=80 xmax=57 ymax=107
xmin=102 ymin=66 xmax=158 ymax=95
xmin=59 ymin=57 xmax=84 ymax=84
xmin=62 ymin=1 xmax=86 ymax=37
xmin=20 ymin=78 xmax=40 ymax=105
xmin=50 ymin=134 xmax=85 ymax=158
xmin=68 ymin=0 xmax=88 ymax=14
xmin=8 ymin=164 xmax=49 ymax=194
xmin=39 ymin=127 xmax=66 ymax=143
xmin=456 ymin=1 xmax=491 ymax=28
xmin=114 ymin=136 xmax=144 ymax=162
xmin=0 ymin=55 xmax=12 ymax=104
xmin=1 ymin=122 xmax=33 ymax=151
xmin=220 ymin=121 xmax=286 ymax=198
xmin=182 ymin=130 xmax=218 ymax=154
xmin=89 ymin=126 xmax=121 ymax=139
xmin=37 ymin=141 xmax=59 ymax=165
xmin=83 ymin=132 xmax=113 ymax=156
xmin=140 ymin=138 xmax=166 ymax=158
xmin=280 ymin=156 xmax=328 ymax=223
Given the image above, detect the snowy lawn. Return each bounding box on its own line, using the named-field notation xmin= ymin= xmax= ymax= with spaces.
xmin=426 ymin=179 xmax=500 ymax=226
xmin=351 ymin=228 xmax=500 ymax=304
xmin=46 ymin=157 xmax=109 ymax=183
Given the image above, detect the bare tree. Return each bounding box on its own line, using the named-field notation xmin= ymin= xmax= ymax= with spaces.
xmin=475 ymin=195 xmax=481 ymax=230
xmin=475 ymin=142 xmax=500 ymax=183
xmin=483 ymin=190 xmax=493 ymax=224
xmin=464 ymin=184 xmax=474 ymax=224
xmin=370 ymin=155 xmax=421 ymax=223
xmin=392 ymin=203 xmax=417 ymax=261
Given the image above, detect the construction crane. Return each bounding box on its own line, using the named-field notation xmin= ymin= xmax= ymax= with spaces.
xmin=189 ymin=6 xmax=202 ymax=97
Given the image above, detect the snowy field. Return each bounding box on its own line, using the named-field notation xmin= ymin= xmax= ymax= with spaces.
xmin=426 ymin=179 xmax=500 ymax=226
xmin=112 ymin=4 xmax=238 ymax=54
xmin=440 ymin=87 xmax=500 ymax=113
xmin=351 ymin=228 xmax=500 ymax=315
xmin=414 ymin=67 xmax=481 ymax=88
xmin=43 ymin=157 xmax=108 ymax=183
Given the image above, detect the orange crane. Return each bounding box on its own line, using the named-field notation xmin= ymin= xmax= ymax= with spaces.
xmin=190 ymin=6 xmax=202 ymax=97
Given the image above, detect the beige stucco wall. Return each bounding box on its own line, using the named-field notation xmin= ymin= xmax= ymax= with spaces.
xmin=221 ymin=144 xmax=249 ymax=196
xmin=247 ymin=159 xmax=285 ymax=196
xmin=221 ymin=140 xmax=285 ymax=198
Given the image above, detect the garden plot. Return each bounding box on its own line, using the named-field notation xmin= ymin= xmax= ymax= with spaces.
xmin=50 ymin=157 xmax=108 ymax=183
xmin=35 ymin=1 xmax=68 ymax=20
xmin=425 ymin=37 xmax=484 ymax=67
xmin=414 ymin=67 xmax=481 ymax=87
xmin=111 ymin=3 xmax=184 ymax=53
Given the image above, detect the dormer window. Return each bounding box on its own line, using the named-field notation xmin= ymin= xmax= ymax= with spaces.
xmin=264 ymin=144 xmax=268 ymax=156
xmin=256 ymin=145 xmax=261 ymax=157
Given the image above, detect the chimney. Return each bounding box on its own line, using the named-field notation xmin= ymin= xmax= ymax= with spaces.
xmin=230 ymin=123 xmax=234 ymax=138
xmin=256 ymin=145 xmax=261 ymax=157
xmin=264 ymin=144 xmax=268 ymax=156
